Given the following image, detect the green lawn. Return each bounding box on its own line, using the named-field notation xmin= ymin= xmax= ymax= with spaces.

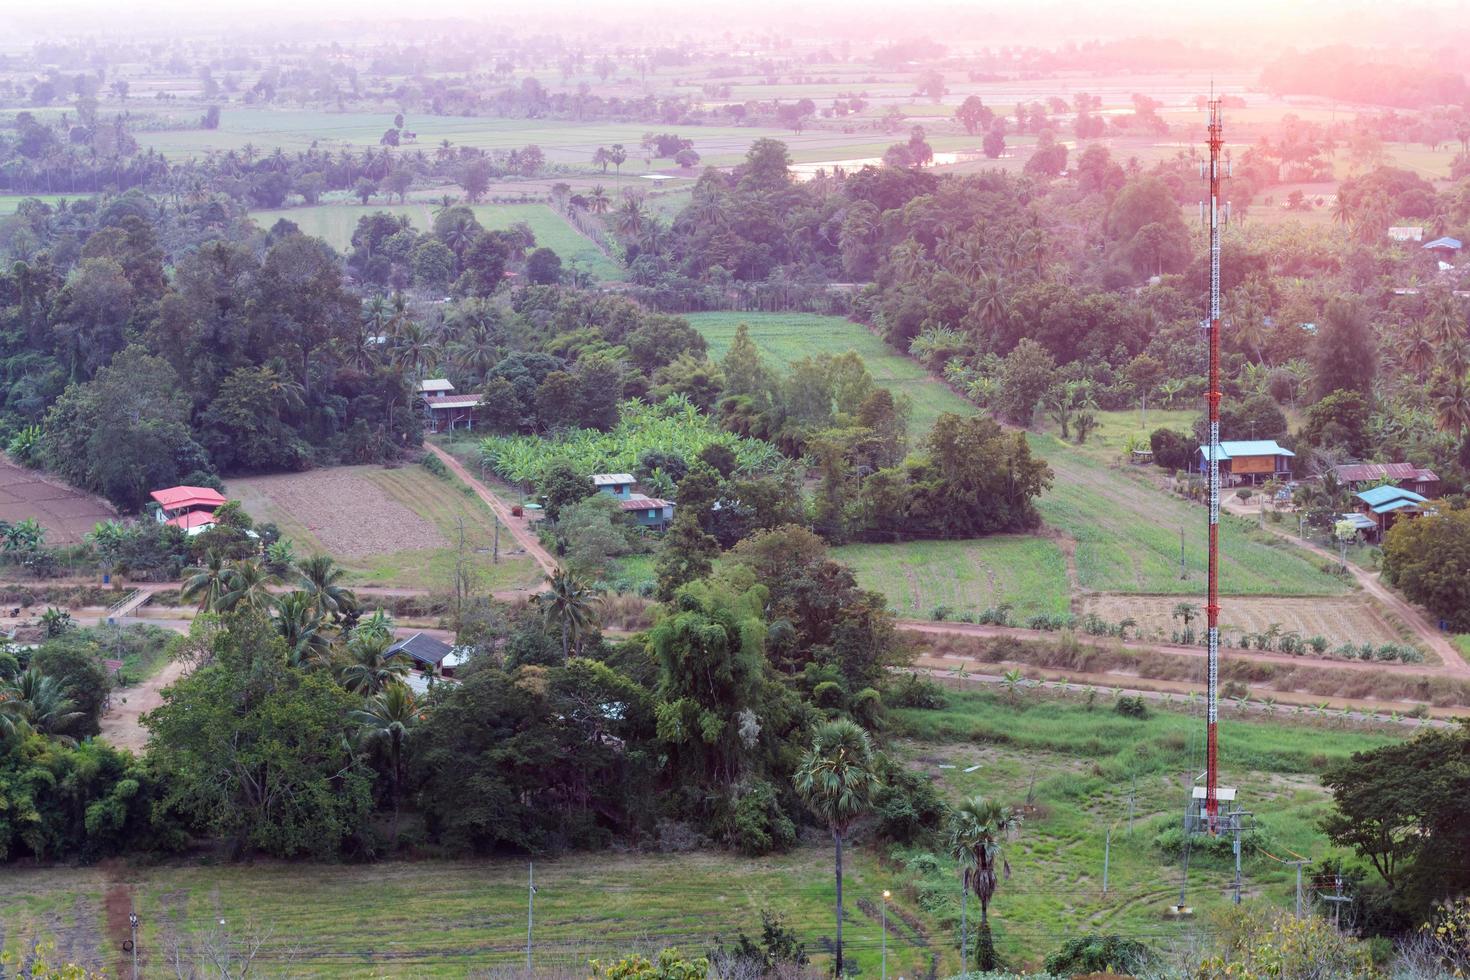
xmin=832 ymin=536 xmax=1071 ymax=620
xmin=250 ymin=202 xmax=624 ymax=281
xmin=687 ymin=311 xmax=973 ymax=435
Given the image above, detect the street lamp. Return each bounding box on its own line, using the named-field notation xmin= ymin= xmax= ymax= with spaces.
xmin=881 ymin=890 xmax=891 ymax=980
xmin=128 ymin=912 xmax=139 ymax=980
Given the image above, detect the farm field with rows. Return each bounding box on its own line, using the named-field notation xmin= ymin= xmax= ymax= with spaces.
xmin=225 ymin=463 xmax=541 ymax=593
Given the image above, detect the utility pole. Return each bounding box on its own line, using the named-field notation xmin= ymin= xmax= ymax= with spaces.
xmin=128 ymin=907 xmax=139 ymax=980
xmin=959 ymin=879 xmax=968 ymax=975
xmin=1179 ymin=526 xmax=1187 ymax=580
xmin=1127 ymin=775 xmax=1136 ymax=835
xmin=1102 ymin=827 xmax=1111 ymax=896
xmin=881 ymin=890 xmax=890 ymax=980
xmin=1287 ymin=859 xmax=1310 ymax=917
xmin=527 ymin=862 xmax=536 ymax=972
xmin=493 ymin=517 xmax=500 ymax=564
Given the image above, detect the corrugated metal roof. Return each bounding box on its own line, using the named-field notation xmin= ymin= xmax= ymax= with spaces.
xmin=619 ymin=493 xmax=672 ymax=511
xmin=593 ymin=473 xmax=636 ymax=485
xmin=1423 ymin=236 xmax=1463 ymax=250
xmin=418 ymin=378 xmax=454 ymax=392
xmin=150 ymin=486 xmax=227 ymax=509
xmin=1198 ymin=440 xmax=1295 ymax=460
xmin=1334 ymin=462 xmax=1437 ymax=484
xmin=1356 ymin=485 xmax=1428 ymax=508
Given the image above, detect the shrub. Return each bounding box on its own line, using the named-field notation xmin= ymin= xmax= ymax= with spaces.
xmin=872 ymin=764 xmax=947 ymax=845
xmin=931 ymin=604 xmax=953 ymax=621
xmin=727 ymin=781 xmax=797 ymax=856
xmin=420 ymin=452 xmax=449 ymax=479
xmin=888 ymin=672 xmax=946 ymax=710
xmin=1045 ymin=934 xmax=1156 ymax=975
xmin=1114 ymin=694 xmax=1149 ymax=719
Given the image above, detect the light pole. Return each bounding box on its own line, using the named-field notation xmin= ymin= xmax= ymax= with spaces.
xmin=128 ymin=910 xmax=139 ymax=980
xmin=881 ymin=890 xmax=890 ymax=980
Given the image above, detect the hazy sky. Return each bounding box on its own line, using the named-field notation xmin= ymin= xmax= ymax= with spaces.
xmin=5 ymin=0 xmax=1470 ymax=50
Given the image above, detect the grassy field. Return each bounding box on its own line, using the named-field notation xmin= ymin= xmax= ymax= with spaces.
xmin=0 ymin=194 xmax=82 ymax=215
xmin=2 ymin=691 xmax=1403 ymax=975
xmin=227 ymin=463 xmax=541 ymax=594
xmin=833 ymin=536 xmax=1071 ymax=620
xmin=688 ymin=314 xmax=1346 ymax=601
xmin=687 ymin=312 xmax=973 ymax=435
xmin=891 ymin=688 xmax=1401 ymax=965
xmin=250 ymin=201 xmax=624 ymax=281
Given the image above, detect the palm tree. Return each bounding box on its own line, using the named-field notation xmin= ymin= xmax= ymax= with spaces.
xmin=1 ymin=669 xmax=84 ymax=743
xmin=297 ymin=555 xmax=357 ymax=618
xmin=588 ymin=185 xmax=611 ymax=216
xmin=613 ymin=194 xmax=647 ymax=240
xmin=216 ymin=560 xmax=275 ymax=616
xmin=351 ymin=684 xmax=418 ymax=846
xmin=948 ymin=795 xmax=1021 ymax=972
xmin=181 ymin=551 xmax=230 ymax=612
xmin=274 ymin=590 xmax=333 ymax=668
xmin=793 ymin=720 xmax=880 ymax=977
xmin=340 ymin=631 xmax=409 ymax=696
xmin=532 ymin=569 xmax=601 ymax=660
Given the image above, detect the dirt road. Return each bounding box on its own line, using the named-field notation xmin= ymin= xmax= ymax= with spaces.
xmin=422 ymin=442 xmax=558 ymax=580
xmin=97 ymin=657 xmax=186 ymax=753
xmin=898 ymin=618 xmax=1465 ymax=677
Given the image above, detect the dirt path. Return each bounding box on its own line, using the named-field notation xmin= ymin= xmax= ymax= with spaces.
xmin=897 ymin=618 xmax=1466 ymax=677
xmin=422 ymin=443 xmax=558 ymax=580
xmin=910 ymin=658 xmax=1460 ymax=725
xmin=97 ymin=657 xmax=186 ymax=753
xmin=1234 ymin=512 xmax=1470 ymax=676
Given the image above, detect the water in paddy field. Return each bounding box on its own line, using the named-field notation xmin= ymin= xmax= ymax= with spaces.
xmin=791 ymin=150 xmax=982 ymax=180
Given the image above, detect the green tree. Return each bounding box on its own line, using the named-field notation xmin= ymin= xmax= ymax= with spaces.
xmin=182 ymin=551 xmax=230 ymax=612
xmin=1382 ymin=510 xmax=1470 ymax=631
xmin=996 ymin=339 xmax=1057 ymax=426
xmin=654 ymin=512 xmax=720 ymax=602
xmin=538 ymin=460 xmax=595 ymax=521
xmin=1312 ymin=298 xmax=1377 ymax=399
xmin=794 ymin=719 xmax=879 ymax=977
xmin=143 ymin=615 xmax=374 ymax=858
xmin=39 ymin=346 xmax=210 ymax=511
xmin=0 ymin=668 xmax=85 ymax=742
xmin=31 ymin=636 xmax=111 ymax=736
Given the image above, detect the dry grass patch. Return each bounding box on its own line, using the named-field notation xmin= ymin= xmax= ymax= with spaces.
xmin=1083 ymin=593 xmax=1407 ymax=648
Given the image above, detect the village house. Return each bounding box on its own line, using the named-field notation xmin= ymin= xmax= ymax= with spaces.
xmin=1354 ymin=484 xmax=1431 ymax=538
xmin=149 ymin=485 xmax=226 ymax=536
xmin=418 ymin=378 xmax=484 ymax=433
xmin=1196 ymin=440 xmax=1295 ymax=486
xmin=386 ymin=631 xmax=466 ymax=691
xmin=1331 ymin=462 xmax=1440 ymax=498
xmin=592 ymin=472 xmax=676 ymax=530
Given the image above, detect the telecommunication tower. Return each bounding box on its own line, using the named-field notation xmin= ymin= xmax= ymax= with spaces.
xmin=1202 ymin=97 xmax=1228 ymax=834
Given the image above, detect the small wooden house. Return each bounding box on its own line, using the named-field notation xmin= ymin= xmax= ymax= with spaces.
xmin=1197 ymin=440 xmax=1295 ymax=486
xmin=1332 ymin=462 xmax=1439 ymax=498
xmin=1354 ymin=485 xmax=1430 ymax=537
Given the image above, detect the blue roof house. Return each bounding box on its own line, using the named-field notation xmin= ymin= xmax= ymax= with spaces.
xmin=1197 ymin=440 xmax=1295 ymax=485
xmin=1355 ymin=485 xmax=1430 ymax=537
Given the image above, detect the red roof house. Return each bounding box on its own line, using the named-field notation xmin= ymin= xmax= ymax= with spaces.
xmin=150 ymin=485 xmax=227 ymax=535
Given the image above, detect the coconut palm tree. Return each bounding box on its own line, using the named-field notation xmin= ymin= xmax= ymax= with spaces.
xmin=181 ymin=551 xmax=230 ymax=612
xmin=948 ymin=795 xmax=1021 ymax=971
xmin=793 ymin=720 xmax=880 ymax=977
xmin=588 ymin=185 xmax=611 ymax=216
xmin=351 ymin=683 xmax=418 ymax=846
xmin=532 ymin=569 xmax=602 ymax=660
xmin=340 ymin=631 xmax=409 ymax=696
xmin=297 ymin=555 xmax=358 ymax=618
xmin=1172 ymin=602 xmax=1200 ymax=643
xmin=1 ymin=669 xmax=84 ymax=743
xmin=274 ymin=590 xmax=333 ymax=668
xmin=613 ymin=194 xmax=647 ymax=240
xmin=216 ymin=560 xmax=276 ymax=616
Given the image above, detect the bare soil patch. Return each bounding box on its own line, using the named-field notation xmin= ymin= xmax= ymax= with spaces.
xmin=1083 ymin=593 xmax=1404 ymax=649
xmin=227 ymin=467 xmax=444 ymax=559
xmin=0 ymin=457 xmax=115 ymax=545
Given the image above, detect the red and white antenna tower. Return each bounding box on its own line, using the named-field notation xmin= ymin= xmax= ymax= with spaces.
xmin=1203 ymin=96 xmax=1226 ymax=835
